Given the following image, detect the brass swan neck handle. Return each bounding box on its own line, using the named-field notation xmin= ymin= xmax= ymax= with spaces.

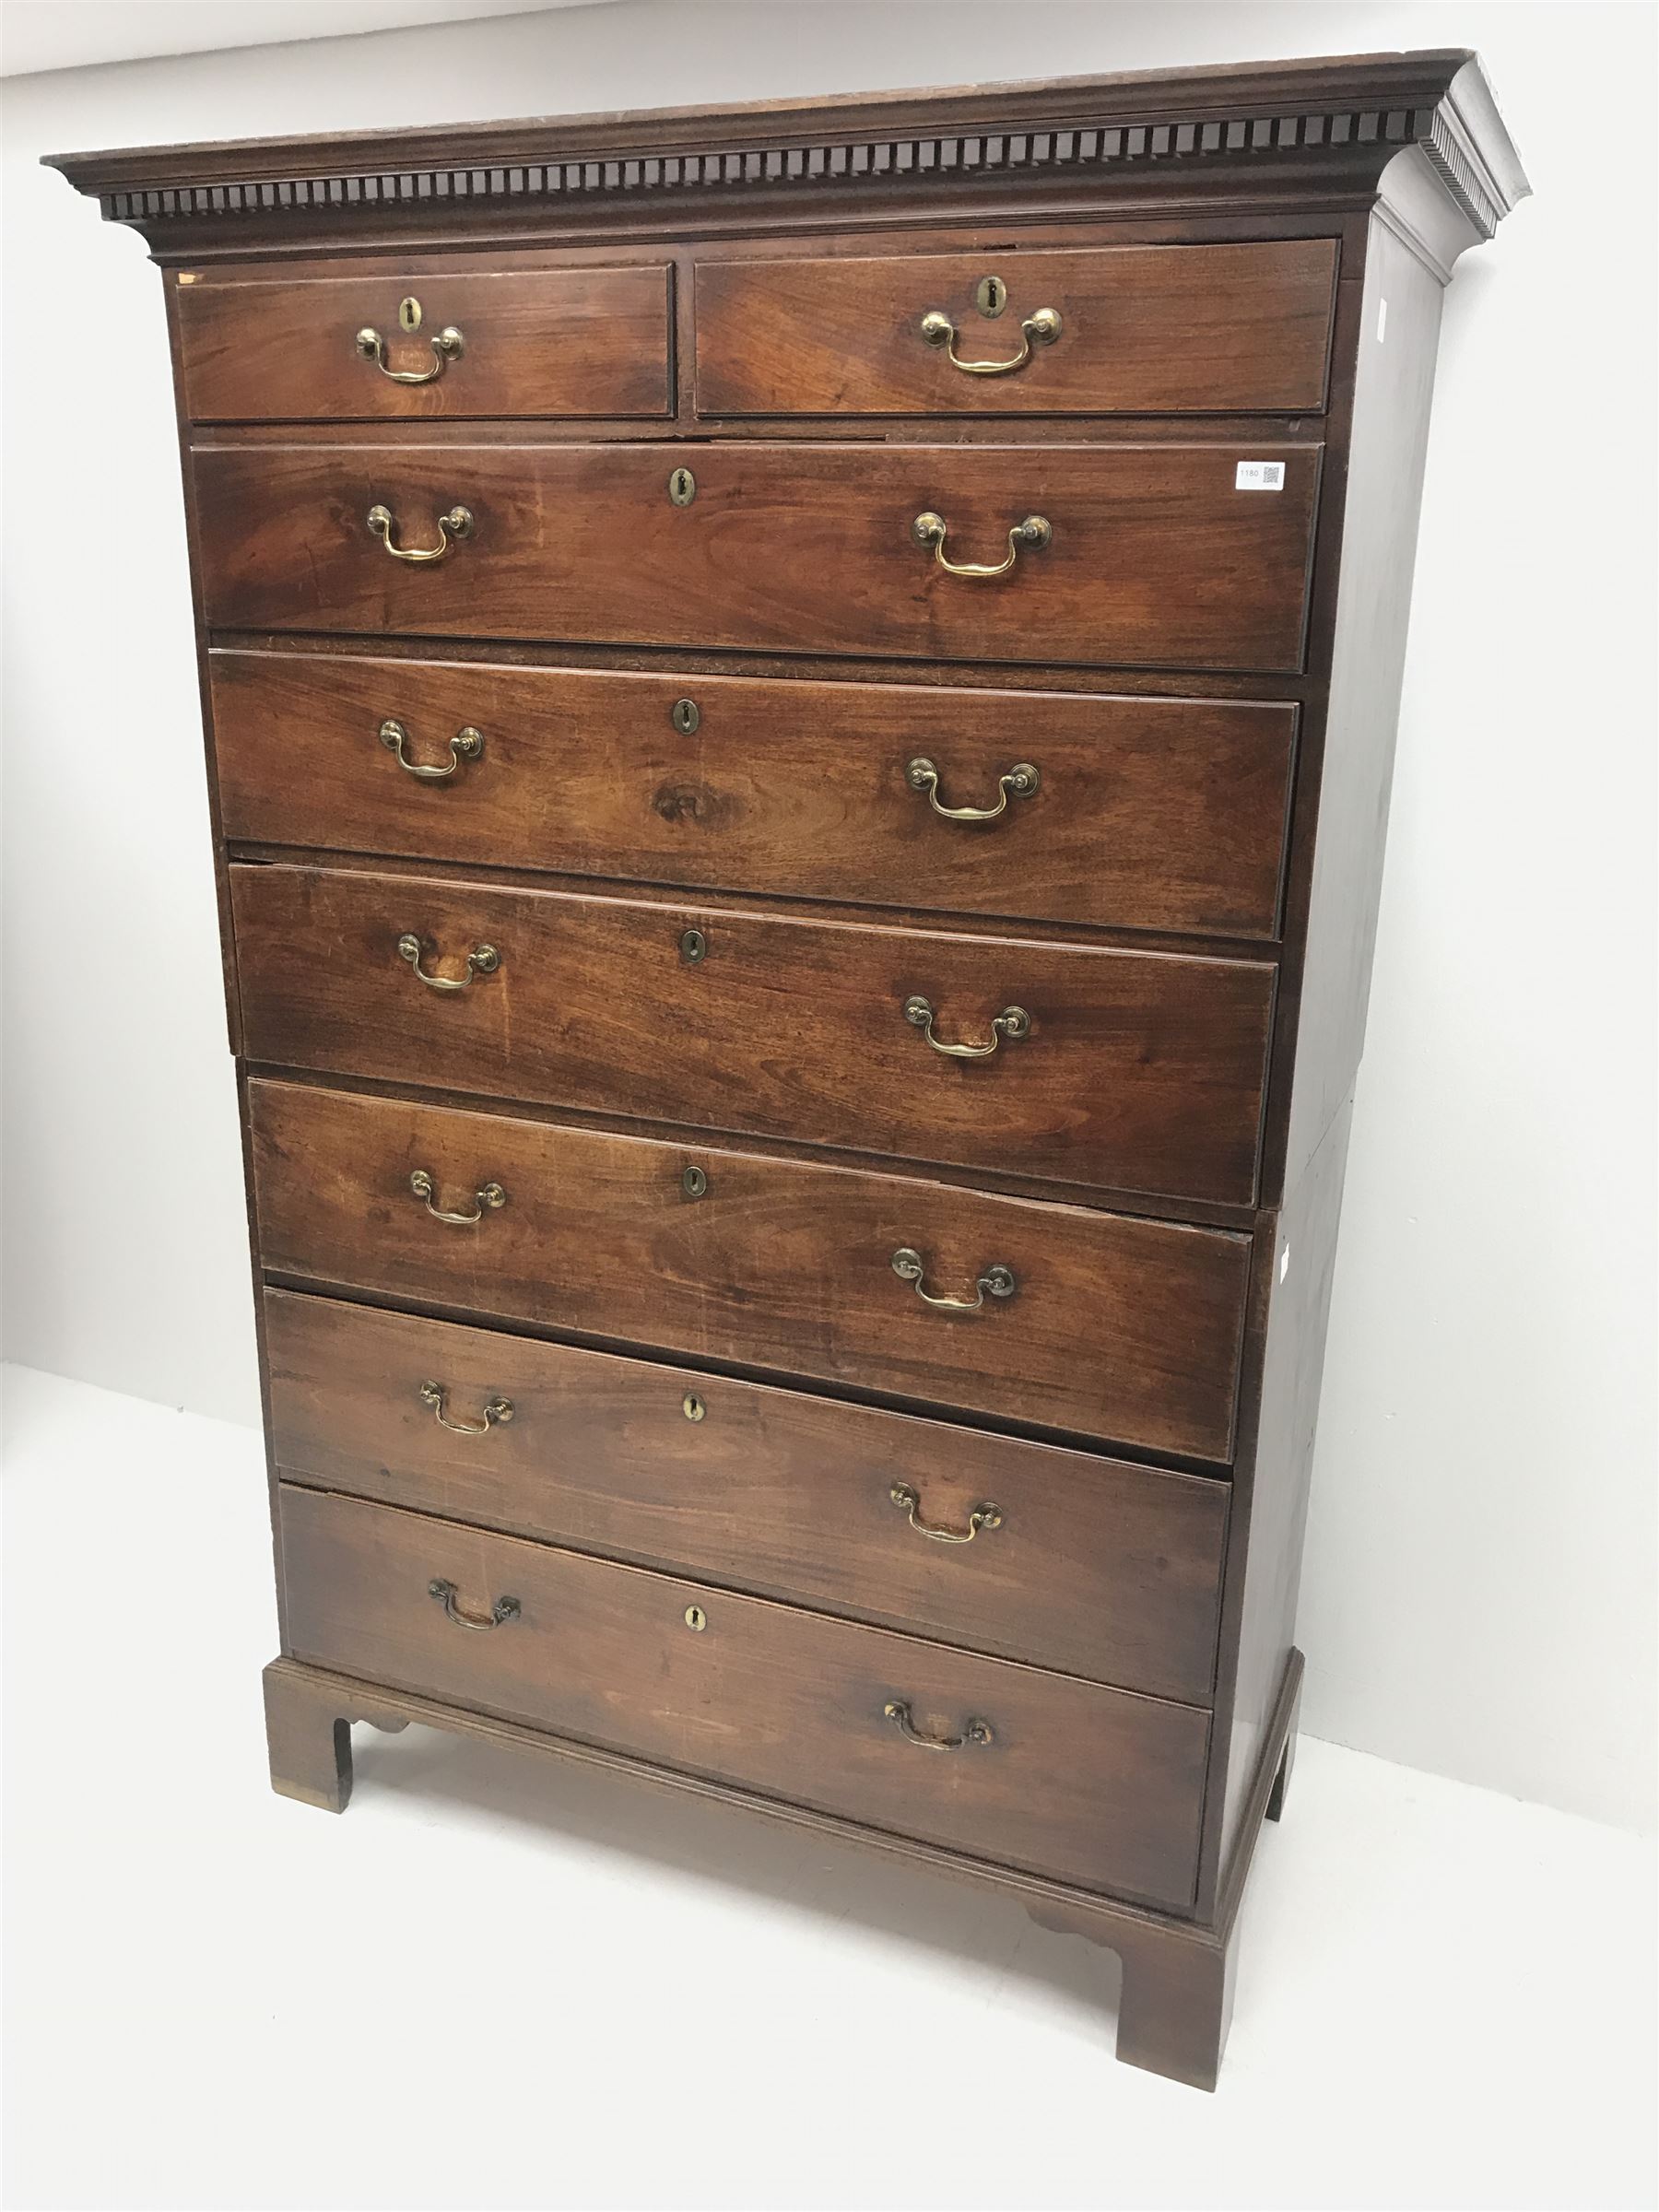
xmin=890 ymin=1247 xmax=1017 ymax=1312
xmin=883 ymin=1700 xmax=994 ymax=1751
xmin=904 ymin=995 xmax=1029 ymax=1059
xmin=367 ymin=502 xmax=473 ymax=562
xmin=356 ymin=324 xmax=465 ymax=384
xmin=906 ymin=756 xmax=1039 ymax=822
xmin=912 ymin=511 xmax=1051 ymax=579
xmin=918 ymin=305 xmax=1062 ymax=376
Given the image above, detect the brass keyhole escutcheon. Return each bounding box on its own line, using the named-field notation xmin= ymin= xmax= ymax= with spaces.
xmin=398 ymin=295 xmax=423 ymax=332
xmin=671 ymin=697 xmax=701 ymax=735
xmin=682 ymin=1392 xmax=706 ymax=1422
xmin=680 ymin=927 xmax=707 ymax=963
xmin=668 ymin=466 xmax=697 ymax=507
xmin=681 ymin=1165 xmax=708 ymax=1199
xmin=975 ymin=274 xmax=1008 ymax=318
xmin=684 ymin=1605 xmax=708 ymax=1631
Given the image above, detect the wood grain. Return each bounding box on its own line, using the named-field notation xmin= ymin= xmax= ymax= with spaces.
xmin=695 ymin=240 xmax=1337 ymax=416
xmin=230 ymin=861 xmax=1277 ymax=1204
xmin=191 ymin=439 xmax=1323 ymax=672
xmin=277 ymin=1482 xmax=1212 ymax=1905
xmin=211 ymin=648 xmax=1298 ymax=939
xmin=265 ymin=1286 xmax=1230 ymax=1700
xmin=248 ymin=1078 xmax=1253 ymax=1460
xmin=176 ymin=263 xmax=674 ymax=421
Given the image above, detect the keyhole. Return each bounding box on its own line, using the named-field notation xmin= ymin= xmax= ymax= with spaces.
xmin=668 ymin=467 xmax=697 ymax=507
xmin=399 ymin=295 xmax=423 ymax=333
xmin=684 ymin=1605 xmax=707 ymax=1631
xmin=975 ymin=275 xmax=1007 ymax=319
xmin=682 ymin=1393 xmax=706 ymax=1422
xmin=681 ymin=1165 xmax=708 ymax=1199
xmin=671 ymin=698 xmax=701 ymax=735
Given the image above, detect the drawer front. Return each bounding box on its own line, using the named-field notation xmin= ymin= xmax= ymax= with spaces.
xmin=249 ymin=1080 xmax=1252 ymax=1460
xmin=231 ymin=864 xmax=1276 ymax=1206
xmin=695 ymin=240 xmax=1337 ymax=417
xmin=265 ymin=1288 xmax=1229 ymax=1700
xmin=176 ymin=264 xmax=673 ymax=421
xmin=278 ymin=1483 xmax=1210 ymax=1904
xmin=193 ymin=440 xmax=1322 ymax=672
xmin=213 ymin=650 xmax=1296 ymax=940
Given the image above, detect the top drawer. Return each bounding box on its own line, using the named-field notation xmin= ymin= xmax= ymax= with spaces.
xmin=174 ymin=264 xmax=674 ymax=422
xmin=695 ymin=241 xmax=1336 ymax=418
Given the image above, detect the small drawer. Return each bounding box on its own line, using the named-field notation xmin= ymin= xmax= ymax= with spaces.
xmin=191 ymin=439 xmax=1323 ymax=673
xmin=175 ymin=263 xmax=673 ymax=421
xmin=213 ymin=649 xmax=1297 ymax=941
xmin=230 ymin=863 xmax=1277 ymax=1206
xmin=277 ymin=1483 xmax=1212 ymax=1905
xmin=695 ymin=240 xmax=1337 ymax=417
xmin=265 ymin=1288 xmax=1230 ymax=1701
xmin=249 ymin=1080 xmax=1253 ymax=1462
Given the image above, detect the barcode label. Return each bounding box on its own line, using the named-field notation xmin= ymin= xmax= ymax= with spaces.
xmin=1235 ymin=461 xmax=1287 ymax=491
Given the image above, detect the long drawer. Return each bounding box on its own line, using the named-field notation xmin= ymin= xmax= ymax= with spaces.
xmin=694 ymin=239 xmax=1337 ymax=417
xmin=278 ymin=1483 xmax=1211 ymax=1905
xmin=248 ymin=1080 xmax=1253 ymax=1461
xmin=175 ymin=263 xmax=675 ymax=421
xmin=265 ymin=1288 xmax=1229 ymax=1700
xmin=212 ymin=650 xmax=1297 ymax=940
xmin=230 ymin=863 xmax=1276 ymax=1206
xmin=191 ymin=440 xmax=1323 ymax=671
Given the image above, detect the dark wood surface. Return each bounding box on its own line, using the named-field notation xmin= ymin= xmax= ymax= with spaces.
xmin=694 ymin=240 xmax=1336 ymax=417
xmin=278 ymin=1482 xmax=1211 ymax=1905
xmin=230 ymin=861 xmax=1277 ymax=1204
xmin=48 ymin=53 xmax=1528 ymax=2090
xmin=248 ymin=1077 xmax=1253 ymax=1459
xmin=190 ymin=439 xmax=1323 ymax=672
xmin=211 ymin=648 xmax=1298 ymax=939
xmin=175 ymin=262 xmax=674 ymax=421
xmin=265 ymin=1286 xmax=1230 ymax=1700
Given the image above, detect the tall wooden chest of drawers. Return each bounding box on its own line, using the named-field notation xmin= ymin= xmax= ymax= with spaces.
xmin=51 ymin=53 xmax=1526 ymax=2088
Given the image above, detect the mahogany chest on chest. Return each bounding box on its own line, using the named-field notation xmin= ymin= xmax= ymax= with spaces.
xmin=50 ymin=52 xmax=1526 ymax=2088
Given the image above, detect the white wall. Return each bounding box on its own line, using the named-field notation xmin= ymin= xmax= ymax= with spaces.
xmin=3 ymin=1 xmax=1653 ymax=1834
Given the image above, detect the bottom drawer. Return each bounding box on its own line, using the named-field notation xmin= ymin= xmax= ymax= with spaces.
xmin=279 ymin=1484 xmax=1210 ymax=1908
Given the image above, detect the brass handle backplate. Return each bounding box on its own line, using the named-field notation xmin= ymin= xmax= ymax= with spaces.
xmin=367 ymin=502 xmax=473 ymax=562
xmin=419 ymin=1381 xmax=513 ymax=1435
xmin=889 ymin=1483 xmax=1003 ymax=1544
xmin=409 ymin=1169 xmax=506 ymax=1225
xmin=428 ymin=1578 xmax=519 ymax=1630
xmin=356 ymin=323 xmax=465 ymax=383
xmin=883 ymin=1700 xmax=994 ymax=1751
xmin=904 ymin=995 xmax=1029 ymax=1059
xmin=918 ymin=306 xmax=1062 ymax=376
xmin=397 ymin=932 xmax=499 ymax=991
xmin=381 ymin=718 xmax=483 ymax=781
xmin=891 ymin=1247 xmax=1017 ymax=1312
xmin=912 ymin=511 xmax=1052 ymax=579
xmin=906 ymin=756 xmax=1039 ymax=823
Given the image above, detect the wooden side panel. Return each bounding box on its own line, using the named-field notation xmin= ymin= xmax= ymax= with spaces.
xmin=1211 ymin=213 xmax=1450 ymax=1894
xmin=277 ymin=1482 xmax=1212 ymax=1906
xmin=1277 ymin=218 xmax=1446 ymax=1194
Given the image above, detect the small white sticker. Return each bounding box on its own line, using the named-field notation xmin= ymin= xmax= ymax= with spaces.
xmin=1278 ymin=1244 xmax=1291 ymax=1284
xmin=1235 ymin=461 xmax=1286 ymax=491
xmin=1377 ymin=297 xmax=1388 ymax=344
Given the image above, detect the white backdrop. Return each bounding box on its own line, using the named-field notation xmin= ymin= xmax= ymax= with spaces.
xmin=3 ymin=0 xmax=1653 ymax=1834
